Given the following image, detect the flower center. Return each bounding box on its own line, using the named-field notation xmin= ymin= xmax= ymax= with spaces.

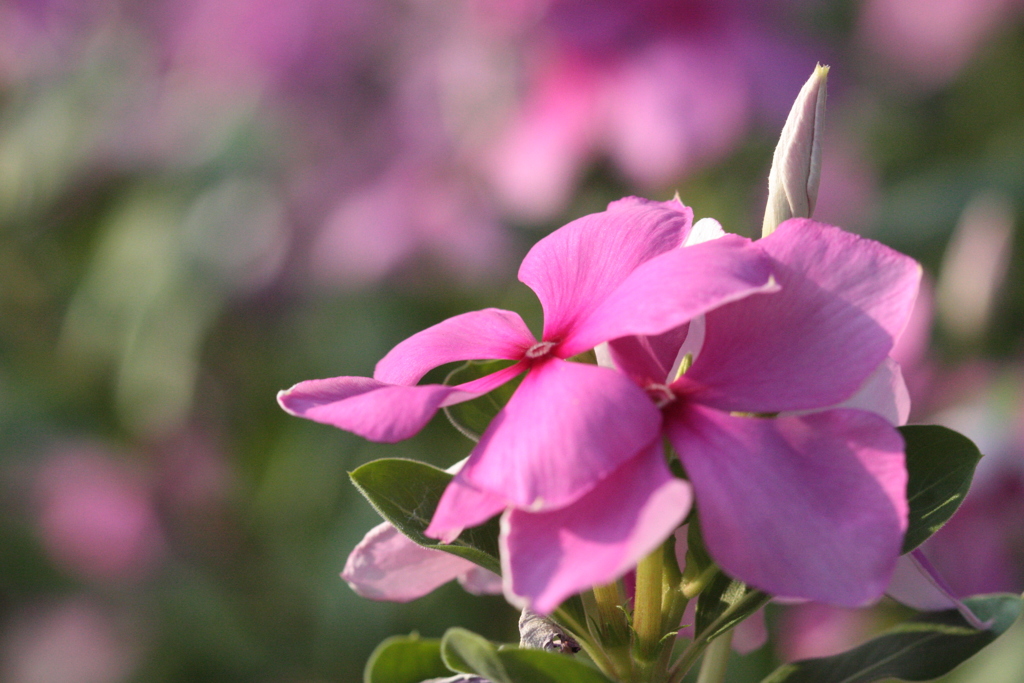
xmin=644 ymin=383 xmax=676 ymax=409
xmin=525 ymin=340 xmax=558 ymax=359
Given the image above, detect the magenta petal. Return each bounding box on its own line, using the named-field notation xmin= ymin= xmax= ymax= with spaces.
xmin=502 ymin=443 xmax=692 ymax=614
xmin=604 ymin=323 xmax=690 ymax=386
xmin=519 ymin=197 xmax=692 ymax=343
xmin=687 ymin=221 xmax=922 ymax=413
xmin=667 ymin=405 xmax=907 ymax=606
xmin=561 ymin=234 xmax=778 ymax=357
xmin=459 ymin=358 xmax=663 ymax=510
xmin=342 ymin=522 xmax=481 ymax=602
xmin=278 ymin=364 xmax=524 ymax=443
xmin=374 ymin=308 xmax=535 ymax=385
xmin=426 ymin=476 xmax=508 ymax=544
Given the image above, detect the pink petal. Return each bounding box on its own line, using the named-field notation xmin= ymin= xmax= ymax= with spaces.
xmin=501 ymin=443 xmax=692 ymax=614
xmin=426 ymin=477 xmax=508 ymax=544
xmin=560 ymin=234 xmax=778 ymax=357
xmin=277 ymin=364 xmax=523 ymax=442
xmin=603 ymin=323 xmax=691 ymax=386
xmin=374 ymin=308 xmax=535 ymax=385
xmin=886 ymin=553 xmax=956 ymax=612
xmin=833 ymin=357 xmax=910 ymax=426
xmin=519 ymin=197 xmax=691 ymax=344
xmin=458 ymin=358 xmax=663 ymax=511
xmin=458 ymin=566 xmax=504 ymax=596
xmin=666 ymin=405 xmax=908 ymax=606
xmin=342 ymin=522 xmax=483 ymax=602
xmin=685 ymin=220 xmax=921 ymax=413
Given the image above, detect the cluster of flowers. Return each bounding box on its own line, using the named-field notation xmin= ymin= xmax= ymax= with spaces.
xmin=279 ymin=191 xmax=921 ymax=615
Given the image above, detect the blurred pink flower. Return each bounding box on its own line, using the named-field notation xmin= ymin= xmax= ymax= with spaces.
xmin=311 ymin=160 xmax=511 ymax=286
xmin=0 ymin=599 xmax=141 ymax=683
xmin=859 ymin=0 xmax=1024 ymax=87
xmin=480 ymin=0 xmax=811 ymax=219
xmin=34 ymin=446 xmax=164 ymax=584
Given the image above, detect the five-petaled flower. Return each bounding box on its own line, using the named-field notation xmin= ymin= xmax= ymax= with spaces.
xmin=279 ymin=198 xmax=921 ymax=615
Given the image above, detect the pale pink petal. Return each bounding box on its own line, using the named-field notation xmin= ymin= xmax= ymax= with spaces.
xmin=686 ymin=220 xmax=921 ymax=413
xmin=374 ymin=308 xmax=535 ymax=385
xmin=666 ymin=405 xmax=907 ymax=606
xmin=519 ymin=197 xmax=691 ymax=343
xmin=561 ymin=234 xmax=777 ymax=357
xmin=426 ymin=477 xmax=508 ymax=544
xmin=342 ymin=522 xmax=481 ymax=602
xmin=277 ymin=364 xmax=524 ymax=443
xmin=833 ymin=357 xmax=911 ymax=426
xmin=457 ymin=358 xmax=663 ymax=511
xmin=886 ymin=553 xmax=956 ymax=612
xmin=501 ymin=443 xmax=692 ymax=614
xmin=458 ymin=566 xmax=504 ymax=596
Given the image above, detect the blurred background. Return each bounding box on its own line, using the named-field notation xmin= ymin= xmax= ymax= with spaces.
xmin=1 ymin=0 xmax=1024 ymax=681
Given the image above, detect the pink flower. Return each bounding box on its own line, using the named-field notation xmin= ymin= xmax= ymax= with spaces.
xmin=595 ymin=218 xmax=921 ymax=607
xmin=34 ymin=447 xmax=165 ymax=585
xmin=280 ymin=197 xmax=777 ymax=611
xmin=431 ymin=219 xmax=918 ymax=612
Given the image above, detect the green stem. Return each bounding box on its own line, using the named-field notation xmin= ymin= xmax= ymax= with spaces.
xmin=695 ymin=630 xmax=732 ymax=683
xmin=633 ymin=545 xmax=664 ymax=661
xmin=586 ymin=583 xmax=633 ymax=681
xmin=553 ymin=606 xmax=617 ymax=679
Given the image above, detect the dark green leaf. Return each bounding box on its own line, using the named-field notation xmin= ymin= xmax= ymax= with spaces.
xmin=498 ymin=648 xmax=616 ymax=683
xmin=900 ymin=425 xmax=983 ymax=553
xmin=350 ymin=458 xmax=501 ymax=574
xmin=364 ymin=634 xmax=451 ymax=683
xmin=441 ymin=627 xmax=615 ymax=683
xmin=444 ymin=360 xmax=521 ymax=441
xmin=441 ymin=628 xmax=510 ymax=683
xmin=760 ymin=593 xmax=1023 ymax=683
xmin=694 ymin=570 xmax=770 ymax=644
xmin=685 ymin=518 xmax=714 ymax=578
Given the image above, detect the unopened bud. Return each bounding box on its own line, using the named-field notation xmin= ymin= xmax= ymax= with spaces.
xmin=762 ymin=64 xmax=829 ymax=237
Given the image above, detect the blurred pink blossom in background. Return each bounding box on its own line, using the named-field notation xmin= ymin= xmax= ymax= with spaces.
xmin=0 ymin=599 xmax=141 ymax=683
xmin=34 ymin=446 xmax=165 ymax=584
xmin=859 ymin=0 xmax=1024 ymax=86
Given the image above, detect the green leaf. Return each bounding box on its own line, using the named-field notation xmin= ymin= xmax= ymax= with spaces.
xmin=440 ymin=628 xmax=615 ymax=683
xmin=694 ymin=570 xmax=770 ymax=644
xmin=760 ymin=593 xmax=1023 ymax=683
xmin=498 ymin=648 xmax=616 ymax=683
xmin=350 ymin=458 xmax=501 ymax=574
xmin=443 ymin=360 xmax=521 ymax=441
xmin=364 ymin=634 xmax=451 ymax=683
xmin=441 ymin=628 xmax=510 ymax=683
xmin=900 ymin=425 xmax=983 ymax=553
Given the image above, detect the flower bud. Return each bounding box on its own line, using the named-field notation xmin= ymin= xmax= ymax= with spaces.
xmin=762 ymin=64 xmax=829 ymax=237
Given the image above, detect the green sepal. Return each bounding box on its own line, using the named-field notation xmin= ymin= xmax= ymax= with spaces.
xmin=899 ymin=425 xmax=983 ymax=553
xmin=443 ymin=360 xmax=521 ymax=441
xmin=349 ymin=458 xmax=501 ymax=575
xmin=760 ymin=593 xmax=1023 ymax=683
xmin=441 ymin=627 xmax=615 ymax=683
xmin=694 ymin=570 xmax=770 ymax=645
xmin=363 ymin=634 xmax=451 ymax=683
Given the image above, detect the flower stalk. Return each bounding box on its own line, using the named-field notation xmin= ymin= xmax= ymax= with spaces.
xmin=632 ymin=545 xmax=665 ymax=679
